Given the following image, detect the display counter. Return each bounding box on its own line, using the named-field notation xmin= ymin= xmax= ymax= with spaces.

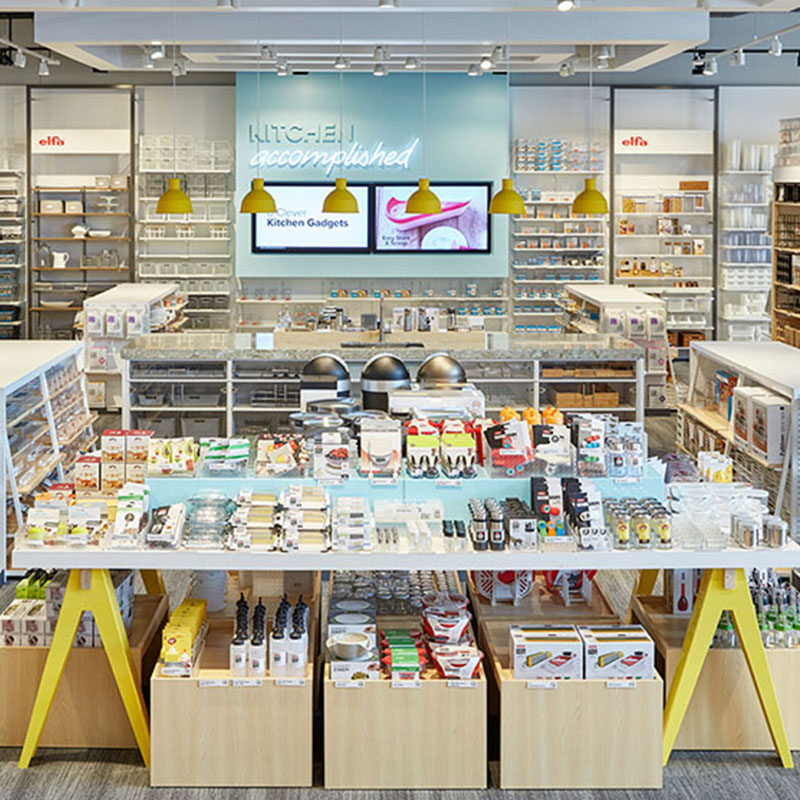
xmin=121 ymin=331 xmax=647 ymax=432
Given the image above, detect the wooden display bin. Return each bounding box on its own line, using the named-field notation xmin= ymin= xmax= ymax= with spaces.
xmin=323 ymin=611 xmax=486 ymax=790
xmin=633 ymin=594 xmax=800 ymax=750
xmin=482 ymin=619 xmax=663 ymax=789
xmin=0 ymin=593 xmax=168 ymax=748
xmin=151 ymin=616 xmax=314 ymax=787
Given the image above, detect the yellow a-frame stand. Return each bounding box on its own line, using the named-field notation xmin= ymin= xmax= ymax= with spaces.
xmin=18 ymin=568 xmax=165 ymax=769
xmin=633 ymin=567 xmax=793 ymax=768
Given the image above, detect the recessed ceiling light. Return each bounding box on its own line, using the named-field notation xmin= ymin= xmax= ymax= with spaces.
xmin=404 ymin=57 xmax=419 ymax=70
xmin=467 ymin=64 xmax=481 ymax=77
xmin=334 ymin=56 xmax=349 ymax=70
xmin=13 ymin=50 xmax=25 ymax=69
xmin=373 ymin=63 xmax=387 ymax=76
xmin=770 ymin=36 xmax=783 ymax=57
xmin=38 ymin=59 xmax=50 ymax=77
xmin=378 ymin=0 xmax=396 ymax=8
xmin=557 ymin=0 xmax=576 ymax=10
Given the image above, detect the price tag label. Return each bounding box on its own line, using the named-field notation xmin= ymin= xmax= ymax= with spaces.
xmin=232 ymin=678 xmax=263 ymax=688
xmin=370 ymin=476 xmax=398 ymax=486
xmin=392 ymin=679 xmax=421 ymax=689
xmin=527 ymin=680 xmax=557 ymax=689
xmin=613 ymin=477 xmax=641 ymax=484
xmin=318 ymin=478 xmax=345 ymax=486
xmin=276 ymin=678 xmax=306 ymax=687
xmin=436 ymin=478 xmax=463 ymax=488
xmin=448 ymin=680 xmax=478 ymax=689
xmin=198 ymin=679 xmax=229 ymax=688
xmin=606 ymin=680 xmax=637 ymax=689
xmin=334 ymin=680 xmax=365 ymax=689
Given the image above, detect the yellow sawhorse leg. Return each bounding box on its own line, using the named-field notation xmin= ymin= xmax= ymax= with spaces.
xmin=662 ymin=567 xmax=793 ymax=768
xmin=140 ymin=569 xmax=167 ymax=602
xmin=625 ymin=568 xmax=660 ymax=623
xmin=18 ymin=569 xmax=150 ymax=769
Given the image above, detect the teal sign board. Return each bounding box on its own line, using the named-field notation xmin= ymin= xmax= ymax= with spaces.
xmin=235 ymin=72 xmax=509 ymax=277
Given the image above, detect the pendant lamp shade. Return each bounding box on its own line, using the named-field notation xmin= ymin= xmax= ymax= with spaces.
xmin=571 ymin=177 xmax=608 ymax=216
xmin=405 ymin=178 xmax=442 ymax=215
xmin=489 ymin=178 xmax=526 ymax=216
xmin=157 ymin=177 xmax=193 ymax=215
xmin=240 ymin=177 xmax=276 ymax=214
xmin=323 ymin=177 xmax=359 ymax=213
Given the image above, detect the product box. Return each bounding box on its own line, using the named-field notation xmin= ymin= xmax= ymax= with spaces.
xmin=328 ymin=609 xmax=377 ymax=647
xmin=65 ymin=200 xmax=83 ymax=214
xmin=664 ymin=568 xmax=695 ymax=615
xmin=751 ymin=394 xmax=790 ymax=465
xmin=509 ymin=624 xmax=584 ymax=680
xmin=715 ymin=371 xmax=739 ymax=421
xmin=578 ymin=624 xmax=655 ymax=680
xmin=731 ymin=386 xmax=768 ymax=448
xmin=101 ymin=429 xmax=126 ymax=462
xmin=359 ymin=419 xmax=402 ymax=478
xmin=101 ymin=461 xmax=125 ymax=492
xmin=74 ymin=455 xmax=101 ymax=492
xmin=313 ymin=430 xmax=350 ymax=482
xmin=124 ymin=461 xmax=147 ymax=484
xmin=0 ymin=600 xmax=31 ymax=645
xmin=126 ymin=429 xmax=153 ymax=463
xmin=23 ymin=601 xmax=48 ymax=646
xmin=328 ymin=650 xmax=381 ymax=681
xmin=646 ymin=344 xmax=668 ymax=374
xmin=40 ymin=199 xmax=63 ymax=214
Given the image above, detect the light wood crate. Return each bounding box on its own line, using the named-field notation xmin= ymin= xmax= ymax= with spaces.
xmin=323 ymin=662 xmax=487 ymax=789
xmin=151 ymin=617 xmax=314 ymax=787
xmin=482 ymin=619 xmax=663 ymax=789
xmin=633 ymin=594 xmax=800 ymax=750
xmin=0 ymin=593 xmax=167 ymax=748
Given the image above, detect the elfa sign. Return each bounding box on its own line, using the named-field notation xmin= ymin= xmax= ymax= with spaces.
xmin=614 ymin=129 xmax=713 ymax=155
xmin=30 ymin=129 xmax=129 ymax=154
xmin=620 ymin=135 xmax=648 ymax=148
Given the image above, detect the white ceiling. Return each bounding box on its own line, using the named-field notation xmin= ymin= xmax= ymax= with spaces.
xmin=4 ymin=0 xmax=798 ymax=75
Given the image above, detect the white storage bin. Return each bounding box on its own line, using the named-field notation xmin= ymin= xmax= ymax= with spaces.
xmin=181 ymin=416 xmax=223 ymax=438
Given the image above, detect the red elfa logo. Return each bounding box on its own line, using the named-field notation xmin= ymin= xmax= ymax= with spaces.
xmin=621 ymin=135 xmax=648 ymax=147
xmin=38 ymin=135 xmax=65 ymax=147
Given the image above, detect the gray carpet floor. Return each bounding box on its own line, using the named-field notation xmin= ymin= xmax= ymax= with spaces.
xmin=4 ymin=411 xmax=797 ymax=797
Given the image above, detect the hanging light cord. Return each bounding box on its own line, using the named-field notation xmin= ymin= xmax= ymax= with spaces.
xmin=339 ymin=14 xmax=344 ymax=176
xmin=422 ymin=12 xmax=427 ymax=177
xmin=506 ymin=14 xmax=511 ymax=176
xmin=171 ymin=12 xmax=178 ymax=179
xmin=588 ymin=13 xmax=593 ymax=169
xmin=256 ymin=14 xmax=262 ymax=171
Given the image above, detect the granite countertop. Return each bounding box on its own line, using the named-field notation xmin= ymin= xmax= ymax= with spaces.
xmin=122 ymin=332 xmax=644 ymax=362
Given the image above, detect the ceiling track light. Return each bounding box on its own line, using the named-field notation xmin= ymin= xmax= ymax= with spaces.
xmin=479 ymin=53 xmax=494 ymax=71
xmin=59 ymin=0 xmax=84 ymax=6
xmin=404 ymin=57 xmax=419 ymax=70
xmin=373 ymin=63 xmax=387 ymax=77
xmin=150 ymin=44 xmax=166 ymax=61
xmin=730 ymin=48 xmax=745 ymax=67
xmin=692 ymin=51 xmax=704 ymax=67
xmin=467 ymin=64 xmax=481 ymax=77
xmin=143 ymin=48 xmax=155 ymax=69
xmin=217 ymin=0 xmax=235 ymax=7
xmin=261 ymin=45 xmax=275 ymax=61
xmin=559 ymin=59 xmax=575 ymax=78
xmin=276 ymin=60 xmax=290 ymax=76
xmin=702 ymin=54 xmax=718 ymax=76
xmin=557 ymin=0 xmax=577 ymax=10
xmin=374 ymin=45 xmax=387 ymax=61
xmin=378 ymin=0 xmax=397 ymax=7
xmin=770 ymin=36 xmax=783 ymax=57
xmin=333 ymin=55 xmax=348 ymax=70
xmin=38 ymin=59 xmax=50 ymax=77
xmin=13 ymin=49 xmax=25 ymax=69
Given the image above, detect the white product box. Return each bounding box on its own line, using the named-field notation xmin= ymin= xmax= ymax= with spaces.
xmin=101 ymin=429 xmax=126 ymax=462
xmin=509 ymin=625 xmax=584 ymax=680
xmin=751 ymin=394 xmax=790 ymax=465
xmin=87 ymin=345 xmax=108 ymax=372
xmin=625 ymin=309 xmax=647 ymax=338
xmin=645 ymin=310 xmax=666 ymax=337
xmin=731 ymin=386 xmax=769 ymax=449
xmin=85 ymin=308 xmax=105 ymax=337
xmin=105 ymin=308 xmax=124 ymax=338
xmin=648 ymin=384 xmax=668 ymax=408
xmin=328 ymin=610 xmax=377 ymax=647
xmin=65 ymin=200 xmax=83 ymax=214
xmin=125 ymin=461 xmax=147 ymax=484
xmin=40 ymin=199 xmax=63 ymax=214
xmin=74 ymin=455 xmax=101 ymax=492
xmin=126 ymin=429 xmax=153 ymax=463
xmin=578 ymin=625 xmax=655 ymax=680
xmin=664 ymin=568 xmax=694 ymax=615
xmin=0 ymin=600 xmax=31 ymax=645
xmin=646 ymin=344 xmax=668 ymax=374
xmin=329 ymin=652 xmax=381 ymax=681
xmin=101 ymin=461 xmax=125 ymax=492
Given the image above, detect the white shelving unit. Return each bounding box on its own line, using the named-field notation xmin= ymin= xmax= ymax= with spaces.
xmin=563 ymin=284 xmax=669 ymax=411
xmin=0 ymin=169 xmax=26 ymax=339
xmin=83 ymin=282 xmax=184 ymax=410
xmin=1 ymin=340 xmax=94 ymax=578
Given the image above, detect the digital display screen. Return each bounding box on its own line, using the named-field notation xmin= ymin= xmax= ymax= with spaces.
xmin=251 ymin=183 xmax=371 ymax=253
xmin=373 ymin=182 xmax=491 ymax=253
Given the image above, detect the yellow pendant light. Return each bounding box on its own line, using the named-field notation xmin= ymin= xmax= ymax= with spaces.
xmin=322 ymin=20 xmax=359 ymax=214
xmin=407 ymin=14 xmax=441 ymax=216
xmin=157 ymin=177 xmax=193 ymax=214
xmin=240 ymin=177 xmax=277 ymax=214
xmin=406 ymin=178 xmax=442 ymax=215
xmin=572 ymin=177 xmax=608 ymax=215
xmin=490 ymin=177 xmax=525 ymax=216
xmin=490 ymin=25 xmax=526 ymax=217
xmin=323 ymin=177 xmax=359 ymax=213
xmin=571 ymin=25 xmax=607 ymax=217
xmin=157 ymin=35 xmax=193 ymax=215
xmin=240 ymin=27 xmax=276 ymax=215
